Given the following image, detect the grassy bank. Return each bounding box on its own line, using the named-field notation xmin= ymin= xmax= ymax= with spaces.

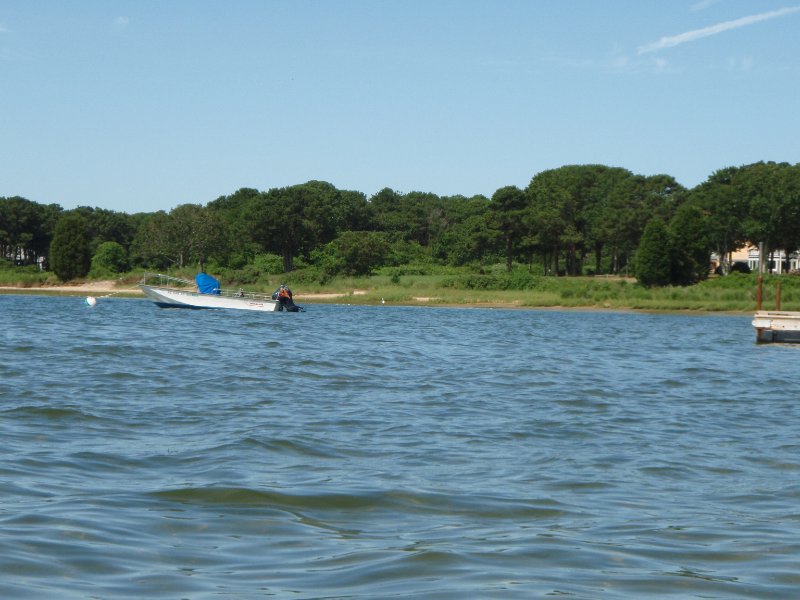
xmin=1 ymin=266 xmax=791 ymax=312
xmin=293 ymin=272 xmax=787 ymax=312
xmin=0 ymin=266 xmax=53 ymax=288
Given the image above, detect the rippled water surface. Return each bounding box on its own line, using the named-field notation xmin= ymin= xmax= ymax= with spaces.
xmin=2 ymin=294 xmax=800 ymax=598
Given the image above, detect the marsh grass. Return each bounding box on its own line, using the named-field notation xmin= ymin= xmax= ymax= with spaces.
xmin=0 ymin=262 xmax=53 ymax=287
xmin=289 ymin=271 xmax=794 ymax=312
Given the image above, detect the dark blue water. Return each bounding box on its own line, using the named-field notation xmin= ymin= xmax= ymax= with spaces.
xmin=2 ymin=295 xmax=799 ymax=598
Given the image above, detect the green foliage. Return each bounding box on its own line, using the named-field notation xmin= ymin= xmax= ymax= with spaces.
xmin=129 ymin=204 xmax=226 ymax=271
xmin=315 ymin=231 xmax=390 ymax=277
xmin=687 ymin=161 xmax=800 ymax=273
xmin=0 ymin=262 xmax=50 ymax=286
xmin=440 ymin=267 xmax=545 ymax=291
xmin=8 ymin=160 xmax=800 ymax=292
xmin=669 ymin=204 xmax=712 ymax=285
xmin=281 ymin=265 xmax=326 ymax=285
xmin=634 ymin=219 xmax=673 ymax=287
xmin=730 ymin=261 xmax=751 ymax=273
xmin=252 ymin=253 xmax=284 ymax=275
xmin=50 ymin=213 xmax=92 ymax=281
xmin=490 ymin=185 xmax=527 ymax=271
xmin=524 ymin=165 xmax=678 ymax=276
xmin=0 ymin=196 xmax=61 ymax=267
xmin=244 ymin=181 xmax=351 ymax=272
xmin=221 ymin=254 xmax=291 ymax=285
xmin=288 ymin=271 xmax=796 ymax=312
xmin=71 ymin=206 xmax=138 ymax=254
xmin=375 ymin=263 xmax=464 ymax=279
xmin=385 ymin=239 xmax=431 ymax=266
xmin=434 ymin=213 xmax=494 ymax=266
xmin=90 ymin=241 xmax=129 ymax=277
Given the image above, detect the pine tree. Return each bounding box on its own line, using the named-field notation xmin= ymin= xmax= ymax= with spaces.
xmin=50 ymin=213 xmax=91 ymax=281
xmin=634 ymin=219 xmax=673 ymax=287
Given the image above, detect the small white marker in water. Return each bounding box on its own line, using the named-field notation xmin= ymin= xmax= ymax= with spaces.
xmin=86 ymin=296 xmax=97 ymax=307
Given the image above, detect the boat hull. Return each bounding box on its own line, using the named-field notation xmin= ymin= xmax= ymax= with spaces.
xmin=752 ymin=311 xmax=800 ymax=343
xmin=140 ymin=284 xmax=281 ymax=312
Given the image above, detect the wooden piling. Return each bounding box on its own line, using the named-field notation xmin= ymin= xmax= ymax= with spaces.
xmin=757 ymin=275 xmax=763 ymax=311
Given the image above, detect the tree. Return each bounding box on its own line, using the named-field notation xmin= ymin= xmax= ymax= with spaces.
xmin=72 ymin=206 xmax=138 ymax=254
xmin=0 ymin=196 xmax=62 ymax=267
xmin=316 ymin=231 xmax=389 ymax=276
xmin=738 ymin=162 xmax=800 ymax=272
xmin=129 ymin=205 xmax=226 ymax=271
xmin=245 ymin=189 xmax=303 ymax=272
xmin=580 ymin=167 xmax=635 ymax=274
xmin=167 ymin=204 xmax=227 ymax=271
xmin=526 ymin=170 xmax=571 ymax=275
xmin=634 ymin=219 xmax=672 ymax=287
xmin=245 ymin=182 xmax=340 ymax=272
xmin=669 ymin=204 xmax=712 ymax=285
xmin=369 ymin=188 xmax=440 ymax=247
xmin=432 ymin=197 xmax=493 ymax=266
xmin=331 ymin=189 xmax=374 ymax=232
xmin=90 ymin=241 xmax=129 ymax=277
xmin=208 ymin=188 xmax=262 ymax=268
xmin=129 ymin=211 xmax=172 ymax=269
xmin=50 ymin=212 xmax=91 ymax=281
xmin=605 ymin=174 xmax=686 ymax=276
xmin=687 ymin=167 xmax=747 ymax=275
xmin=525 ymin=165 xmax=631 ymax=276
xmin=490 ymin=186 xmax=527 ymax=271
xmin=772 ymin=164 xmax=800 ymax=258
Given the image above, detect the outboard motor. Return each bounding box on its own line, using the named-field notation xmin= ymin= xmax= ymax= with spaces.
xmin=279 ymin=297 xmax=302 ymax=312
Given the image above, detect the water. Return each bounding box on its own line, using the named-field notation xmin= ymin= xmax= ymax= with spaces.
xmin=2 ymin=294 xmax=799 ymax=599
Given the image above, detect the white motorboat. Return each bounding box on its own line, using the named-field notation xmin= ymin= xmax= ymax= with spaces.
xmin=139 ymin=273 xmax=297 ymax=312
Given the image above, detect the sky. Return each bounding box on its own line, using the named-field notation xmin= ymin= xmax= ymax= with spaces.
xmin=2 ymin=0 xmax=799 ymax=214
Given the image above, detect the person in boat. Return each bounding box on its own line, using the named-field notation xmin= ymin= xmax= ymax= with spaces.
xmin=277 ymin=284 xmax=292 ymax=304
xmin=274 ymin=284 xmax=300 ymax=311
xmin=272 ymin=283 xmax=291 ymax=299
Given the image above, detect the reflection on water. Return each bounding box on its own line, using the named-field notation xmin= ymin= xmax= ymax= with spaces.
xmin=2 ymin=295 xmax=799 ymax=598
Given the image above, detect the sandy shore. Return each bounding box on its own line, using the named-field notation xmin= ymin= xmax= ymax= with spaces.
xmin=0 ymin=280 xmax=366 ymax=300
xmin=0 ymin=280 xmax=137 ymax=294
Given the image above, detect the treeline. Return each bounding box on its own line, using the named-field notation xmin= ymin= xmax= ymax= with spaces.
xmin=2 ymin=161 xmax=799 ymax=286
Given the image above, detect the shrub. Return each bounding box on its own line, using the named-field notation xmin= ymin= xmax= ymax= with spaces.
xmin=730 ymin=261 xmax=751 ymax=274
xmin=252 ymin=253 xmax=284 ymax=275
xmin=90 ymin=241 xmax=129 ymax=277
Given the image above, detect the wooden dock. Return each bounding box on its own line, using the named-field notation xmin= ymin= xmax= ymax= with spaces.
xmin=752 ymin=276 xmax=800 ymax=343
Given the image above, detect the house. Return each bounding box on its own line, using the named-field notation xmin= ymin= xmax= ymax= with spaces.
xmin=714 ymin=245 xmax=800 ymax=274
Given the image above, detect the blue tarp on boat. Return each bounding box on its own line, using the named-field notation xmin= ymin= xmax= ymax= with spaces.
xmin=195 ymin=273 xmax=221 ymax=295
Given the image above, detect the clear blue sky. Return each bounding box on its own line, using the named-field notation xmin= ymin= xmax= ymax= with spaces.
xmin=2 ymin=1 xmax=799 ymax=214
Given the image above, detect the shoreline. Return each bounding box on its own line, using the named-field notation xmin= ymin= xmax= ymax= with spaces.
xmin=0 ymin=282 xmax=385 ymax=303
xmin=0 ymin=282 xmax=138 ymax=294
xmin=0 ymin=282 xmax=753 ymax=315
xmin=0 ymin=281 xmax=360 ymax=301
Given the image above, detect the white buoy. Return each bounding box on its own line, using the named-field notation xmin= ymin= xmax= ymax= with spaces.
xmin=86 ymin=296 xmax=97 ymax=307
